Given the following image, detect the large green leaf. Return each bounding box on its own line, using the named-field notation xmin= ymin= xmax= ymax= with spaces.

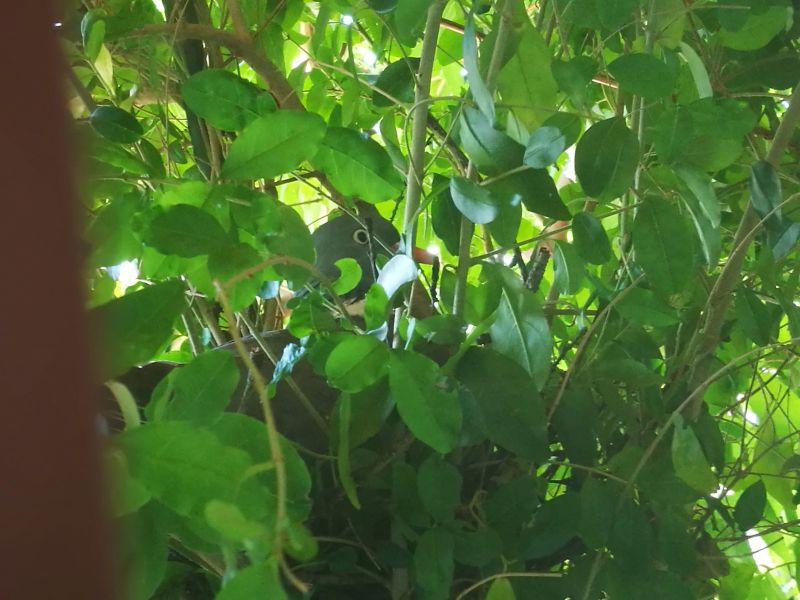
xmin=488 ymin=168 xmax=570 ymax=220
xmin=182 ymin=69 xmax=274 ymax=131
xmin=457 ymin=348 xmax=548 ymax=461
xmin=311 ymin=127 xmax=403 ymax=203
xmin=607 ymin=53 xmax=676 ymax=98
xmin=325 ymin=335 xmax=390 ymax=393
xmin=221 ymin=110 xmax=326 ymax=180
xmin=389 ymin=350 xmax=462 ymax=454
xmin=749 ymin=160 xmax=783 ymax=228
xmin=417 ymin=456 xmax=462 ymax=523
xmin=718 ymin=3 xmax=790 ymax=51
xmin=575 ymin=117 xmax=640 ymax=200
xmin=633 ymin=199 xmax=695 ymax=296
xmin=158 ymin=351 xmax=239 ymax=425
xmin=144 ymin=204 xmax=229 ymax=258
xmin=92 ymin=280 xmax=186 ymax=379
xmin=414 ymin=528 xmax=455 ymax=599
xmin=216 ymin=561 xmax=286 ymax=600
xmin=486 ymin=264 xmax=552 ymax=388
xmin=553 ymin=240 xmax=585 ymax=295
xmin=372 ymin=58 xmax=420 ymax=107
xmin=459 ymin=107 xmax=524 ymax=175
xmin=572 ymin=211 xmax=612 ymax=264
xmin=450 ymin=176 xmax=499 ymax=224
xmin=672 ymin=415 xmax=716 ymax=493
xmin=734 ymin=480 xmax=767 ymax=531
xmin=90 ymin=105 xmax=144 ymax=144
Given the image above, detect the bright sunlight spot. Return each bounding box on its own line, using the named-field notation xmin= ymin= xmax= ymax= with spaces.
xmin=107 ymin=260 xmax=140 ymax=292
xmin=426 ymin=244 xmax=440 ymax=257
xmin=151 ymin=0 xmax=166 ymax=17
xmin=341 ymin=14 xmax=354 ymax=26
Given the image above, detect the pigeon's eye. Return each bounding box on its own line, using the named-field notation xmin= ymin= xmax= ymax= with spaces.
xmin=352 ymin=228 xmax=370 ymax=245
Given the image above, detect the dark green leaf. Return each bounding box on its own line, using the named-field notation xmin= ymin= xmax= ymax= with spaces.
xmin=92 ymin=280 xmax=186 ymax=379
xmin=417 ymin=456 xmax=462 ymax=523
xmin=91 ymin=105 xmax=144 ymax=144
xmin=144 ymin=204 xmax=228 ymax=257
xmin=431 ymin=175 xmax=463 ymax=254
xmin=336 ymin=393 xmax=361 ymax=508
xmin=460 ymin=107 xmax=524 ymax=174
xmin=221 ymin=110 xmax=326 ymax=180
xmin=735 ymin=480 xmax=767 ymax=531
xmin=414 ymin=528 xmax=454 ymax=599
xmin=572 ymin=211 xmax=612 ymax=264
xmin=325 ymin=335 xmax=389 ymax=393
xmin=311 ymin=127 xmax=403 ymax=203
xmin=182 ymin=69 xmax=272 ymax=131
xmin=390 ymin=351 xmax=462 ymax=453
xmin=613 ymin=287 xmax=679 ymax=327
xmin=452 ymin=526 xmax=504 ymax=567
xmin=463 ymin=14 xmax=494 ymax=122
xmin=450 ymin=176 xmax=499 ymax=224
xmin=159 ymin=351 xmax=239 ymax=425
xmin=633 ymin=200 xmax=695 ymax=296
xmin=672 ymin=414 xmax=717 ymax=493
xmin=208 ymin=242 xmax=266 ymax=311
xmin=749 ymin=159 xmax=783 ymax=228
xmin=597 ymin=0 xmax=639 ymax=30
xmin=330 ymin=381 xmax=393 ymax=448
xmin=524 ymin=125 xmax=569 ymax=168
xmin=520 ymin=492 xmax=580 ymax=559
xmin=486 ymin=264 xmax=552 ymax=388
xmin=216 ymin=561 xmax=286 ymax=600
xmin=373 ymin=58 xmax=420 ymax=107
xmin=575 ymin=117 xmax=639 ymax=200
xmin=608 ymin=53 xmax=676 ymax=98
xmin=735 ymin=286 xmax=773 ymax=346
xmin=551 ymin=56 xmax=597 ymax=106
xmin=553 ymin=240 xmax=585 ymax=294
xmin=457 ymin=348 xmax=548 ymax=461
xmin=488 ymin=169 xmax=570 ymax=220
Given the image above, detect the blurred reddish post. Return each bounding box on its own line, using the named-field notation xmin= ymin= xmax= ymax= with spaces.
xmin=0 ymin=2 xmax=115 ymax=598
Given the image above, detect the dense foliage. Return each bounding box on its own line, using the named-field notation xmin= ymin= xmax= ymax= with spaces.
xmin=63 ymin=0 xmax=800 ymax=598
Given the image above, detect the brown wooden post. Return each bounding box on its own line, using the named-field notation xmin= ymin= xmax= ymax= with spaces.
xmin=0 ymin=2 xmax=115 ymax=598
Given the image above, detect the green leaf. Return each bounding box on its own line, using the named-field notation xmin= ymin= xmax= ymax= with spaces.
xmin=520 ymin=492 xmax=581 ymax=559
xmin=331 ymin=258 xmax=362 ymax=296
xmin=414 ymin=528 xmax=454 ymax=599
xmin=221 ymin=110 xmax=326 ymax=180
xmin=204 ymin=500 xmax=267 ymax=543
xmin=679 ymin=187 xmax=721 ymax=269
xmin=463 ymin=14 xmax=495 ymax=122
xmin=524 ymin=125 xmax=569 ymax=169
xmin=678 ymin=42 xmax=713 ymax=99
xmin=144 ymin=204 xmax=229 ymax=258
xmin=389 ymin=350 xmax=462 ymax=454
xmin=364 ymin=283 xmax=390 ymax=330
xmin=325 ymin=335 xmax=390 ymax=393
xmin=460 ymin=107 xmax=524 ymax=174
xmin=457 ymin=348 xmax=548 ymax=461
xmin=90 ymin=105 xmax=144 ymax=144
xmin=81 ymin=10 xmax=106 ymax=62
xmin=718 ymin=4 xmax=790 ymax=51
xmin=734 ymin=480 xmax=767 ymax=531
xmin=488 ymin=169 xmax=570 ymax=220
xmin=613 ymin=287 xmax=679 ymax=327
xmin=486 ymin=578 xmax=516 ymax=600
xmin=735 ymin=285 xmax=773 ymax=346
xmin=450 ymin=176 xmax=499 ymax=224
xmin=208 ymin=242 xmax=267 ymax=312
xmin=311 ymin=127 xmax=403 ymax=203
xmin=572 ymin=211 xmax=612 ymax=264
xmin=86 ymin=195 xmax=141 ymax=268
xmin=373 ymin=58 xmax=419 ymax=107
xmin=92 ymin=280 xmax=186 ymax=379
xmin=182 ymin=69 xmax=272 ymax=131
xmin=330 ymin=381 xmax=393 ymax=449
xmin=496 ymin=15 xmax=558 ymax=129
xmin=159 ymin=351 xmax=239 ymax=425
xmin=607 ymin=53 xmax=676 ymax=98
xmin=452 ymin=526 xmax=504 ymax=567
xmin=597 ymin=0 xmax=639 ymax=29
xmin=216 ymin=561 xmax=286 ymax=600
xmin=417 ymin=456 xmax=462 ymax=523
xmin=553 ymin=240 xmax=585 ymax=294
xmin=118 ymin=421 xmax=267 ymax=519
xmin=336 ymin=393 xmax=361 ymax=508
xmin=431 ymin=175 xmax=463 ymax=254
xmin=749 ymin=159 xmax=783 ymax=227
xmin=486 ymin=264 xmax=552 ymax=388
xmin=674 ymin=164 xmax=720 ymax=227
xmin=575 ymin=117 xmax=639 ymax=200
xmin=551 ymin=56 xmax=597 ymax=106
xmin=672 ymin=414 xmax=717 ymax=493
xmin=393 ymin=0 xmax=430 ymax=45
xmin=552 ymin=386 xmax=598 ymax=466
xmin=633 ymin=200 xmax=695 ymax=296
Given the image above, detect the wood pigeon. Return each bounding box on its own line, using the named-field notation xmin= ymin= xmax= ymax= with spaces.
xmin=310 ymin=204 xmax=400 ymax=299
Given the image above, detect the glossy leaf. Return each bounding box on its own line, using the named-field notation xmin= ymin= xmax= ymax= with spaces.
xmin=373 ymin=58 xmax=420 ymax=107
xmin=633 ymin=200 xmax=695 ymax=296
xmin=326 ymin=335 xmax=389 ymax=393
xmin=553 ymin=240 xmax=585 ymax=294
xmin=488 ymin=168 xmax=570 ymax=220
xmin=144 ymin=204 xmax=229 ymax=258
xmin=734 ymin=480 xmax=766 ymax=531
xmin=457 ymin=348 xmax=548 ymax=461
xmin=460 ymin=107 xmax=524 ymax=174
xmin=450 ymin=176 xmax=499 ymax=224
xmin=463 ymin=14 xmax=494 ymax=122
xmin=486 ymin=578 xmax=516 ymax=600
xmin=572 ymin=211 xmax=612 ymax=264
xmin=90 ymin=105 xmax=143 ymax=144
xmin=672 ymin=415 xmax=716 ymax=493
xmin=608 ymin=53 xmax=676 ymax=98
xmin=575 ymin=117 xmax=639 ymax=200
xmin=221 ymin=110 xmax=326 ymax=180
xmin=92 ymin=280 xmax=186 ymax=379
xmin=389 ymin=350 xmax=461 ymax=453
xmin=524 ymin=125 xmax=569 ymax=168
xmin=311 ymin=127 xmax=403 ymax=203
xmin=182 ymin=69 xmax=273 ymax=131
xmin=749 ymin=159 xmax=783 ymax=227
